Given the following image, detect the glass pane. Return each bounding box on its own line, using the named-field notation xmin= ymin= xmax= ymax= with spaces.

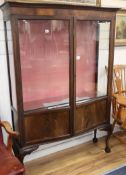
xmin=97 ymin=21 xmax=110 ymax=97
xmin=18 ymin=20 xmax=70 ymax=111
xmin=6 ymin=21 xmax=17 ymax=110
xmin=76 ymin=20 xmax=110 ymax=103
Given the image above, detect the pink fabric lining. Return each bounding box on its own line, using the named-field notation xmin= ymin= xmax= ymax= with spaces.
xmin=19 ymin=20 xmax=69 ymax=110
xmin=18 ymin=20 xmax=97 ymax=111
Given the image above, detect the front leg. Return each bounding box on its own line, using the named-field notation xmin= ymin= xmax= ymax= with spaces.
xmin=105 ymin=124 xmax=113 ymax=153
xmin=93 ymin=129 xmax=98 ymax=143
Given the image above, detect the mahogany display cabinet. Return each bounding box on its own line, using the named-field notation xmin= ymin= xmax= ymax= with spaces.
xmin=1 ymin=1 xmax=117 ymax=161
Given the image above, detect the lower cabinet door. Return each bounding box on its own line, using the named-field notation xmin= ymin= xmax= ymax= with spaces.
xmin=75 ymin=100 xmax=107 ymax=134
xmin=24 ymin=109 xmax=70 ymax=144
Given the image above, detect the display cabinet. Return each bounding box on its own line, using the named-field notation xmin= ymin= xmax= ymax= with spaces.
xmin=1 ymin=1 xmax=117 ymax=161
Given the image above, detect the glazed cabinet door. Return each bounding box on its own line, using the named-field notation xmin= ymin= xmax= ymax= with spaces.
xmin=75 ymin=20 xmax=111 ymax=134
xmin=17 ymin=18 xmax=72 ymax=144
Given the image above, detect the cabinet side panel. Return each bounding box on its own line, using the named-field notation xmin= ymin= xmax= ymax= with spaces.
xmin=5 ymin=21 xmax=19 ymax=131
xmin=75 ymin=100 xmax=107 ymax=133
xmin=6 ymin=21 xmax=17 ymax=110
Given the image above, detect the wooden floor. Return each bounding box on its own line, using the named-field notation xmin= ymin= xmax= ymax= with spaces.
xmin=25 ymin=136 xmax=126 ymax=175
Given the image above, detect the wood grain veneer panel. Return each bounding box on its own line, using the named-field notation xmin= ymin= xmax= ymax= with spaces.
xmin=75 ymin=100 xmax=107 ymax=133
xmin=24 ymin=109 xmax=70 ymax=144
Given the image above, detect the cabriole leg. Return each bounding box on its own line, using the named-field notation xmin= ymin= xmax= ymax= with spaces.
xmin=105 ymin=124 xmax=113 ymax=153
xmin=93 ymin=129 xmax=98 ymax=143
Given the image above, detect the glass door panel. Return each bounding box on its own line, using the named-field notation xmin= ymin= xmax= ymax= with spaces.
xmin=97 ymin=21 xmax=110 ymax=97
xmin=18 ymin=20 xmax=70 ymax=111
xmin=76 ymin=20 xmax=110 ymax=104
